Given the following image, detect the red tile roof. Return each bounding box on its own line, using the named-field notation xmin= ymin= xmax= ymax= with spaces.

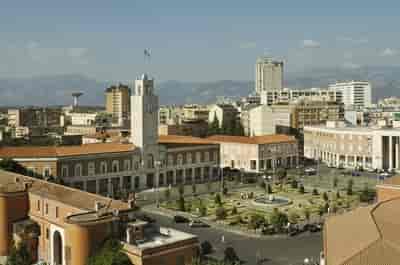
xmin=207 ymin=134 xmax=296 ymax=145
xmin=0 ymin=142 xmax=136 ymax=158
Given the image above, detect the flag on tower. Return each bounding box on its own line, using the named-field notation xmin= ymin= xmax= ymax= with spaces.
xmin=144 ymin=48 xmax=151 ymax=58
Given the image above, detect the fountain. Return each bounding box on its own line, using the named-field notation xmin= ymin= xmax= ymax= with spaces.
xmin=253 ymin=194 xmax=291 ymax=207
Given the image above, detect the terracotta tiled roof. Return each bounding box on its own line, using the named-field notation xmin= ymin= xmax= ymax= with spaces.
xmin=158 ymin=135 xmax=216 ymax=145
xmin=0 ymin=170 xmax=130 ymax=211
xmin=0 ymin=142 xmax=136 ymax=158
xmin=324 ymin=198 xmax=400 ymax=265
xmin=207 ymin=134 xmax=296 ymax=145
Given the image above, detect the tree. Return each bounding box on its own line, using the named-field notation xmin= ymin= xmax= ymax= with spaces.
xmin=192 ymin=183 xmax=197 ymax=196
xmin=360 ymin=184 xmax=376 ymax=203
xmin=177 ymin=196 xmax=185 ymax=212
xmin=333 ymin=176 xmax=339 ymax=188
xmin=87 ymin=238 xmax=132 ymax=265
xmin=259 ymin=181 xmax=266 ymax=191
xmin=347 ymin=179 xmax=354 ymax=196
xmin=200 ymin=241 xmax=213 ymax=256
xmin=269 ymin=208 xmax=288 ymax=232
xmin=298 ymin=184 xmax=305 ymax=194
xmin=267 ymin=184 xmax=273 ymax=194
xmin=164 ymin=188 xmax=171 ymax=202
xmin=304 ymin=208 xmax=311 ymax=223
xmin=231 ymin=206 xmax=238 ymax=215
xmin=224 ymin=247 xmax=240 ymax=265
xmin=178 ymin=184 xmax=185 ymax=197
xmin=6 ymin=241 xmax=33 ymax=265
xmin=214 ymin=193 xmax=222 ymax=206
xmin=324 ymin=202 xmax=330 ymax=213
xmin=291 ymin=179 xmax=299 ymax=189
xmin=322 ymin=192 xmax=329 ymax=202
xmin=215 ymin=206 xmax=227 ymax=220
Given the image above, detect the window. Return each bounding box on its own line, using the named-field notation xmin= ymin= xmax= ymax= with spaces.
xmin=55 ymin=207 xmax=59 ymax=218
xmin=46 ymin=228 xmax=49 ymax=240
xmin=204 ymin=152 xmax=210 ymax=162
xmin=88 ymin=162 xmax=95 ymax=176
xmin=112 ymin=160 xmax=119 ymax=173
xmin=43 ymin=167 xmax=51 ymax=178
xmin=74 ymin=164 xmax=82 ymax=177
xmin=196 ymin=152 xmax=201 ymax=163
xmin=167 ymin=154 xmax=174 ymax=167
xmin=186 ymin=153 xmax=192 ymax=164
xmin=45 ymin=203 xmax=48 ymax=215
xmin=100 ymin=162 xmax=107 ymax=174
xmin=124 ymin=160 xmax=131 ymax=171
xmin=177 ymin=154 xmax=183 ymax=166
xmin=37 ymin=200 xmax=40 ymax=211
xmin=61 ymin=166 xmax=68 ymax=178
xmin=250 ymin=160 xmax=257 ymax=170
xmin=147 ymin=154 xmax=154 ymax=169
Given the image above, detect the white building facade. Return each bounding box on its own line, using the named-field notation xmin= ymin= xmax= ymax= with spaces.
xmin=329 ymin=81 xmax=372 ymax=108
xmin=304 ymin=122 xmax=400 ymax=171
xmin=255 ymin=57 xmax=284 ymax=94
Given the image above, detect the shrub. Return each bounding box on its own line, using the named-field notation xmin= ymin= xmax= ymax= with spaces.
xmin=312 ymin=188 xmax=319 ymax=196
xmin=223 ymin=187 xmax=228 ymax=195
xmin=215 ymin=206 xmax=227 ymax=220
xmin=270 ymin=208 xmax=288 ymax=232
xmin=248 ymin=214 xmax=265 ymax=230
xmin=288 ymin=211 xmax=300 ymax=224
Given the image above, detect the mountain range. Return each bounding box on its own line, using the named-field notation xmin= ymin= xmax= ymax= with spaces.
xmin=0 ymin=66 xmax=399 ymax=107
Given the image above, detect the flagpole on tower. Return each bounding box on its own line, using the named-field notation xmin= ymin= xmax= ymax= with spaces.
xmin=144 ymin=48 xmax=151 ymax=74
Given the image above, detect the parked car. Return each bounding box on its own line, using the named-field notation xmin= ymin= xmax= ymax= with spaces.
xmin=173 ymin=215 xmax=189 ymax=223
xmin=189 ymin=219 xmax=209 ymax=228
xmin=304 ymin=168 xmax=316 ymax=175
xmin=137 ymin=214 xmax=156 ymax=223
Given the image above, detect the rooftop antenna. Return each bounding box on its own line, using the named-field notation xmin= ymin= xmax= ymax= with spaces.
xmin=71 ymin=92 xmax=83 ymax=108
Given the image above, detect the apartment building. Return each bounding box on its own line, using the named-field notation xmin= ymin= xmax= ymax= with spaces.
xmin=329 ymin=81 xmax=372 ymax=108
xmin=255 ymin=57 xmax=283 ymax=94
xmin=105 ymin=84 xmax=131 ymax=127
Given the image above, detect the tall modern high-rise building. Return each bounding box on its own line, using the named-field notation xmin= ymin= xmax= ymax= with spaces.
xmin=255 ymin=57 xmax=284 ymax=94
xmin=105 ymin=84 xmax=131 ymax=127
xmin=329 ymin=81 xmax=372 ymax=108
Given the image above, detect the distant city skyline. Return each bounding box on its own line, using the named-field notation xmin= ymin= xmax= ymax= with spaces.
xmin=1 ymin=0 xmax=400 ymax=81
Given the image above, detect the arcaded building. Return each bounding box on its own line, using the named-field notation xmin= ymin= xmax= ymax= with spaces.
xmin=0 ymin=170 xmax=198 ymax=265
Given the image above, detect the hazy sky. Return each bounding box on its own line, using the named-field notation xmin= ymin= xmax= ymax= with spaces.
xmin=0 ymin=0 xmax=399 ymax=81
